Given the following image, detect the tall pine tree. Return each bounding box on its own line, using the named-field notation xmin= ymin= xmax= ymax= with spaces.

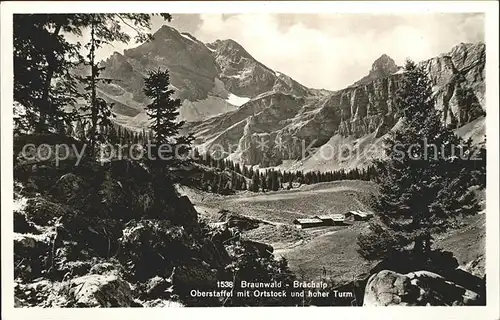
xmin=79 ymin=15 xmax=116 ymax=155
xmin=143 ymin=68 xmax=193 ymax=167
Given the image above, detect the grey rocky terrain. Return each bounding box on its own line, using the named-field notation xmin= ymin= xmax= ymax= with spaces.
xmin=98 ymin=24 xmax=485 ymax=171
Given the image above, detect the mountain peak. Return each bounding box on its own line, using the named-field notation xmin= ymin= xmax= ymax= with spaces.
xmin=154 ymin=24 xmax=177 ymax=36
xmin=352 ymin=54 xmax=399 ymax=87
xmin=370 ymin=54 xmax=398 ymax=75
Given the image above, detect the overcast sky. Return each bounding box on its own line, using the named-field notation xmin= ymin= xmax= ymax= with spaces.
xmin=93 ymin=13 xmax=484 ymax=90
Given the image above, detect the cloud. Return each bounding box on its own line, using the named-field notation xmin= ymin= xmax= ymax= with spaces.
xmin=78 ymin=13 xmax=484 ymax=91
xmin=179 ymin=13 xmax=484 ymax=90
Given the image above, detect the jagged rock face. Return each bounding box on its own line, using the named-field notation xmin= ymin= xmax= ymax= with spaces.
xmin=420 ymin=42 xmax=485 ymax=127
xmin=102 ymin=25 xmax=219 ymax=103
xmin=335 ymin=75 xmax=402 ymax=138
xmin=92 ymin=24 xmax=485 ymax=170
xmin=210 ymin=39 xmax=310 ymax=98
xmin=192 ymin=42 xmax=485 ymax=170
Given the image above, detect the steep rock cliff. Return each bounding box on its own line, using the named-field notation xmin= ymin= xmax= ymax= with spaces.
xmin=193 ymin=42 xmax=485 ymax=170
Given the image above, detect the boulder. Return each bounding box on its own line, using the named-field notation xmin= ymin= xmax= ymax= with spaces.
xmin=97 ymin=171 xmax=131 ymax=219
xmin=51 ymin=173 xmax=88 ymax=203
xmin=89 ymin=261 xmax=125 ymax=275
xmin=14 ymin=210 xmax=38 ymax=233
xmin=461 ymin=255 xmax=485 ymax=279
xmin=142 ymin=299 xmax=184 ymax=308
xmin=15 ymin=279 xmax=56 ymax=307
xmin=59 ymin=215 xmax=123 ymax=258
xmin=55 ymin=258 xmax=94 ymax=279
xmin=172 ymin=260 xmax=219 ymax=305
xmin=14 ymin=232 xmax=54 ymax=280
xmin=119 ymin=219 xmax=200 ymax=280
xmin=363 ymin=269 xmax=483 ymax=306
xmin=23 ymin=197 xmax=75 ymax=226
xmin=206 ymin=221 xmax=234 ymax=243
xmin=68 ymin=273 xmax=139 ymax=307
xmin=173 ymin=261 xmax=218 ymax=291
xmin=170 ymin=195 xmax=199 ymax=231
xmin=363 ymin=270 xmax=419 ymax=306
xmin=199 ymin=238 xmax=231 ymax=268
xmin=14 ymin=296 xmax=26 ymax=308
xmin=218 ymin=210 xmax=262 ymax=231
xmin=142 ymin=276 xmax=174 ymax=300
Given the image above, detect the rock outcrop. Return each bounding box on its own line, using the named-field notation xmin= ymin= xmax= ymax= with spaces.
xmin=190 ymin=42 xmax=485 ymax=171
xmin=363 ymin=269 xmax=483 ymax=306
xmin=67 ymin=273 xmax=140 ymax=307
xmin=353 ymin=54 xmax=400 ymax=86
xmin=421 ymin=42 xmax=485 ymax=127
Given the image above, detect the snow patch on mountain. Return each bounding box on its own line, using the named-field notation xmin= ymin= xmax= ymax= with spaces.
xmin=226 ymin=93 xmax=251 ymax=106
xmin=226 ymin=68 xmax=253 ymax=80
xmin=180 ymin=33 xmax=196 ymax=43
xmin=227 ymin=73 xmax=243 ymax=79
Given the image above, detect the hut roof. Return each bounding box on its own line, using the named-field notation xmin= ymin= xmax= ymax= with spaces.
xmin=315 ymin=214 xmax=345 ymax=222
xmin=347 ymin=210 xmax=373 ymax=217
xmin=316 ymin=215 xmax=332 ymax=220
xmin=331 ymin=214 xmax=346 ymax=221
xmin=293 ymin=218 xmax=323 ymax=224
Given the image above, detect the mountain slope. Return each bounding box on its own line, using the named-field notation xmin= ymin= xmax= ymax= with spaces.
xmin=92 ymin=24 xmax=485 ymax=172
xmin=191 ymin=42 xmax=486 ymax=171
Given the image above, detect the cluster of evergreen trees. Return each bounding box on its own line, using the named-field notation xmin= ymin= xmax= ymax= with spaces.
xmin=66 ymin=120 xmax=153 ymax=145
xmin=301 ymin=166 xmax=377 ymax=184
xmin=192 ymin=148 xmax=377 ymax=194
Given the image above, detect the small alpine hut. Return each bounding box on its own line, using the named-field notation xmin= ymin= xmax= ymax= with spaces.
xmin=292 ymin=217 xmax=324 ymax=229
xmin=344 ymin=210 xmax=374 ymax=221
xmin=315 ymin=214 xmax=346 ymax=226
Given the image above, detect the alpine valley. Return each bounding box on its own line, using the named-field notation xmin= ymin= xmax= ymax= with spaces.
xmin=12 ymin=15 xmax=489 ymax=309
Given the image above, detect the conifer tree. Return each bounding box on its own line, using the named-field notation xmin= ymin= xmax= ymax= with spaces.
xmin=250 ymin=171 xmax=260 ymax=192
xmin=211 ymin=175 xmax=218 ymax=193
xmin=357 ymin=60 xmax=481 ymax=261
xmin=217 ymin=174 xmax=224 ymax=194
xmin=80 ymin=15 xmax=116 ymax=156
xmin=143 ymin=68 xmax=193 ymax=167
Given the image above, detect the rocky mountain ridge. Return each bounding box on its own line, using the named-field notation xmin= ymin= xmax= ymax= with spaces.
xmin=97 ymin=25 xmax=315 ymax=128
xmin=95 ymin=23 xmax=485 ymax=172
xmin=189 ymin=42 xmax=486 ymax=171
